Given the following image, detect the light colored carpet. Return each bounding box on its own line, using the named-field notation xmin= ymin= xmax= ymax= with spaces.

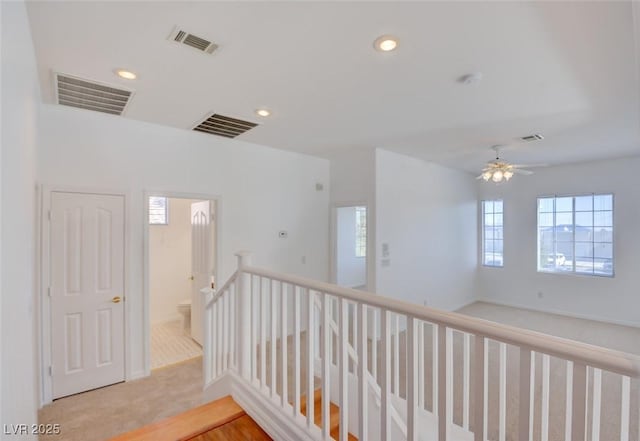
xmin=38 ymin=357 xmax=204 ymax=441
xmin=151 ymin=320 xmax=202 ymax=370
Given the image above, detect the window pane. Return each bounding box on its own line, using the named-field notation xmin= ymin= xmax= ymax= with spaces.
xmin=538 ymin=198 xmax=554 ymax=213
xmin=485 ymin=240 xmax=495 ymax=253
xmin=494 ymin=240 xmax=504 ymax=254
xmin=494 ymin=200 xmax=503 ymax=214
xmin=594 ymin=227 xmax=613 ymax=242
xmin=594 ymin=211 xmax=612 ymax=227
xmin=539 ymin=213 xmax=553 ymax=227
xmin=594 ymin=243 xmax=612 ymax=259
xmin=556 ymin=212 xmax=573 ymax=226
xmin=594 ymin=195 xmax=613 ymax=211
xmin=574 ymin=242 xmax=593 ymax=259
xmin=483 ymin=201 xmax=494 ymax=213
xmin=149 ymin=196 xmax=168 ymax=225
xmin=484 ymin=213 xmax=494 ymax=226
xmin=484 ymin=228 xmax=494 ymax=240
xmin=594 ymin=258 xmax=613 ymax=276
xmin=556 ymin=197 xmax=573 ymax=212
xmin=576 ymin=259 xmax=594 ymax=274
xmin=494 ymin=214 xmax=503 ymax=227
xmin=575 ymin=195 xmax=593 ymax=212
xmin=575 ymin=212 xmax=593 ymax=227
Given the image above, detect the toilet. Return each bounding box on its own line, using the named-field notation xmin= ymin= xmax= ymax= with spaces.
xmin=177 ymin=299 xmax=191 ymax=333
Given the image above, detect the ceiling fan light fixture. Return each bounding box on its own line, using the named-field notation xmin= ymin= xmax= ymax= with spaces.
xmin=504 ymin=170 xmax=514 ymax=180
xmin=492 ymin=170 xmax=504 ymax=183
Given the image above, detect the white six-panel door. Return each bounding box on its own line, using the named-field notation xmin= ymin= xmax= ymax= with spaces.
xmin=190 ymin=200 xmax=212 ymax=346
xmin=50 ymin=192 xmax=125 ymax=399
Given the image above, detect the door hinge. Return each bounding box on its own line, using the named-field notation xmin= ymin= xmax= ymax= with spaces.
xmin=47 ymin=210 xmax=51 ymax=221
xmin=48 ymin=366 xmax=52 ymax=376
xmin=210 ymin=213 xmax=215 ymax=222
xmin=47 ymin=287 xmax=51 ymax=297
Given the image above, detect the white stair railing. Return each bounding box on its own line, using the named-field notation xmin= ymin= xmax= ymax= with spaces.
xmin=203 ymin=252 xmax=640 ymax=441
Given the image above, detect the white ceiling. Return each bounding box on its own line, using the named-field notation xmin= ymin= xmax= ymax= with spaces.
xmin=26 ymin=1 xmax=640 ymax=172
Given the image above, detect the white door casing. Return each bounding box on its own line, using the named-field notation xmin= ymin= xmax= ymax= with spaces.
xmin=191 ymin=200 xmax=213 ymax=345
xmin=50 ymin=192 xmax=125 ymax=399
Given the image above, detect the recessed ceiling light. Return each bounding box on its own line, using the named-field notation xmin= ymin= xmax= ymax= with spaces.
xmin=374 ymin=35 xmax=398 ymax=52
xmin=115 ymin=69 xmax=137 ymax=80
xmin=255 ymin=108 xmax=271 ymax=117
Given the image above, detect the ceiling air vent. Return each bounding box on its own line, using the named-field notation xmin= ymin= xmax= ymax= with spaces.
xmin=169 ymin=27 xmax=218 ymax=54
xmin=520 ymin=134 xmax=544 ymax=142
xmin=55 ymin=73 xmax=133 ymax=116
xmin=193 ymin=113 xmax=258 ymax=138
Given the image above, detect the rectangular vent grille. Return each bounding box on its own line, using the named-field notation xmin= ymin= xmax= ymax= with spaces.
xmin=170 ymin=28 xmax=218 ymax=54
xmin=520 ymin=134 xmax=544 ymax=142
xmin=56 ymin=74 xmax=132 ymax=116
xmin=193 ymin=114 xmax=258 ymax=138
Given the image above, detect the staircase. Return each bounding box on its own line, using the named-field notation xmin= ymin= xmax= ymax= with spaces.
xmin=200 ymin=251 xmax=640 ymax=441
xmin=300 ymin=389 xmax=357 ymax=441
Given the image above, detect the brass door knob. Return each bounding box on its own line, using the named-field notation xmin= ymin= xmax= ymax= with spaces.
xmin=112 ymin=296 xmax=122 ymax=304
xmin=190 ymin=276 xmax=194 ymax=281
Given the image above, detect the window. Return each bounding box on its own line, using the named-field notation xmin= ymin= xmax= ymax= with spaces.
xmin=482 ymin=200 xmax=504 ymax=267
xmin=537 ymin=194 xmax=613 ymax=276
xmin=149 ymin=196 xmax=169 ymax=225
xmin=355 ymin=206 xmax=367 ymax=257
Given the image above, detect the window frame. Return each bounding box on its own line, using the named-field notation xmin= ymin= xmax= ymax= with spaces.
xmin=536 ymin=193 xmax=614 ymax=278
xmin=148 ymin=196 xmax=169 ymax=226
xmin=481 ymin=199 xmax=504 ymax=268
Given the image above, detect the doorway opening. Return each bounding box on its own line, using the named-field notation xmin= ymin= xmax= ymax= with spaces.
xmin=147 ymin=196 xmax=217 ymax=369
xmin=334 ymin=205 xmax=368 ymax=290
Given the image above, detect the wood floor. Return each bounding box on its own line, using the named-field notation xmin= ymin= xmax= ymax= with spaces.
xmin=109 ymin=396 xmax=270 ymax=441
xmin=187 ymin=415 xmax=270 ymax=441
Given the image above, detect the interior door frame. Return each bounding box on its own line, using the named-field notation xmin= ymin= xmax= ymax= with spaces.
xmin=330 ymin=201 xmax=370 ymax=290
xmin=38 ymin=185 xmax=130 ymax=406
xmin=142 ymin=191 xmax=221 ymax=376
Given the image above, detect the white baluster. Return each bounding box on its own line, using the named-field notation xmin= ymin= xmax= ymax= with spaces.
xmin=281 ymin=282 xmax=288 ymax=407
xmin=433 ymin=324 xmax=438 ymax=415
xmin=463 ymin=333 xmax=470 ymax=430
xmin=203 ymin=297 xmax=212 ymax=384
xmin=620 ymin=376 xmax=630 ymax=441
xmin=591 ymin=368 xmax=602 ymax=441
xmin=438 ymin=324 xmax=449 ymax=441
xmin=565 ymin=360 xmax=573 ymax=441
xmin=483 ymin=340 xmax=488 ymax=441
xmin=306 ymin=289 xmax=315 ymax=430
xmin=270 ymin=280 xmax=277 ymax=398
xmin=519 ymin=348 xmax=532 ymax=441
xmin=529 ymin=352 xmax=535 ymax=441
xmin=339 ymin=298 xmax=349 ymax=441
xmin=250 ymin=276 xmax=256 ymax=382
xmin=321 ymin=293 xmax=331 ymax=439
xmin=212 ymin=300 xmax=217 ymax=379
xmin=260 ymin=278 xmax=267 ymax=390
xmin=446 ymin=328 xmax=453 ymax=435
xmin=419 ymin=321 xmax=425 ymax=412
xmin=407 ymin=316 xmax=417 ymax=441
xmin=394 ymin=314 xmax=400 ymax=395
xmin=499 ymin=342 xmax=507 ymax=441
xmin=571 ymin=362 xmax=587 ymax=441
xmin=216 ymin=291 xmax=222 ymax=375
xmin=357 ymin=303 xmax=368 ymax=441
xmin=381 ymin=308 xmax=391 ymax=441
xmin=542 ymin=354 xmax=550 ymax=441
xmin=372 ymin=309 xmax=378 ymax=382
xmin=293 ymin=286 xmax=301 ymax=418
xmin=230 ymin=286 xmax=236 ymax=370
xmin=222 ymin=290 xmax=228 ymax=370
xmin=473 ymin=334 xmax=486 ymax=441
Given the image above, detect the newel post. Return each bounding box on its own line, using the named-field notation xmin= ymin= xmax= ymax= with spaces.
xmin=236 ymin=251 xmax=253 ymax=379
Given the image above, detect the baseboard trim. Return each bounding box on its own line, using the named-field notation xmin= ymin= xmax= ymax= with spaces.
xmin=473 ymin=297 xmax=640 ymax=329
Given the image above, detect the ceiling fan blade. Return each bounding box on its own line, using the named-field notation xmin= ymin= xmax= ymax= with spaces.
xmin=476 ymin=174 xmax=485 ymax=180
xmin=513 ymin=168 xmax=534 ymax=175
xmin=511 ymin=163 xmax=549 ymax=168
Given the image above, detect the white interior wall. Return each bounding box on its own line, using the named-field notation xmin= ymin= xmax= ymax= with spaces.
xmin=37 ymin=105 xmax=330 ymax=379
xmin=477 ymin=156 xmax=640 ymax=327
xmin=328 ymin=148 xmax=376 ymax=291
xmin=375 ymin=149 xmax=478 ymax=311
xmin=1 ymin=0 xmax=39 ymax=436
xmin=149 ymin=198 xmax=201 ymax=324
xmin=336 ymin=206 xmax=366 ymax=288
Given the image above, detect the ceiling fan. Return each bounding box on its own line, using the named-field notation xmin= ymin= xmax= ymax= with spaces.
xmin=477 ymin=146 xmax=545 ymax=183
